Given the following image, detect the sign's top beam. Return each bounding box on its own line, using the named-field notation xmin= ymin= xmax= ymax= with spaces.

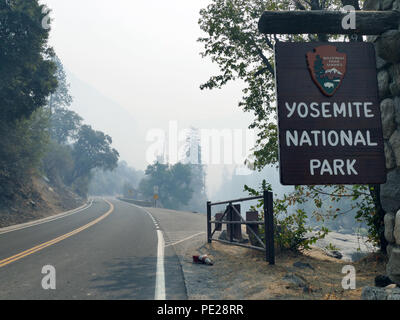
xmin=258 ymin=10 xmax=400 ymax=35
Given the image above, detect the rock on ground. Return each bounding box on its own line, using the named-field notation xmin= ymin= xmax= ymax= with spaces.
xmin=362 ymin=286 xmax=400 ymax=300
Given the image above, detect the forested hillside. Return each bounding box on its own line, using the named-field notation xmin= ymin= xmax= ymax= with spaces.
xmin=0 ymin=1 xmax=120 ymax=226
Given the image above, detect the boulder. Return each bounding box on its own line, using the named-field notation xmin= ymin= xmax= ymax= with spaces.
xmin=389 ymin=63 xmax=400 ymax=80
xmin=381 ymin=168 xmax=400 ymax=212
xmin=394 ymin=210 xmax=400 ymax=245
xmin=385 ymin=289 xmax=400 ymax=300
xmin=387 ymin=246 xmax=400 ymax=285
xmin=384 ymin=212 xmax=396 ymax=244
xmin=389 ymin=64 xmax=400 ymax=96
xmin=376 ymin=55 xmax=388 ymax=70
xmin=362 ymin=286 xmax=390 ymax=300
xmin=363 ymin=0 xmax=381 ymax=10
xmin=382 ymin=0 xmax=394 ymax=9
xmin=362 ymin=286 xmax=400 ymax=300
xmin=378 ymin=70 xmax=390 ymax=99
xmin=388 ymin=244 xmax=394 ymax=258
xmin=282 ymin=273 xmax=309 ymax=289
xmin=395 ymin=97 xmax=400 ymax=126
xmin=389 ymin=130 xmax=400 ymax=167
xmin=324 ymin=249 xmax=343 ymax=259
xmin=390 ymin=82 xmax=400 ymax=97
xmin=380 ymin=99 xmax=396 ymax=139
xmin=384 ymin=142 xmax=396 ymax=170
xmin=375 ymin=30 xmax=400 ymax=64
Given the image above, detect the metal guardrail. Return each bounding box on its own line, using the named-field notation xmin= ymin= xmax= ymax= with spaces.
xmin=206 ymin=191 xmax=275 ymax=265
xmin=117 ymin=197 xmax=154 ymax=208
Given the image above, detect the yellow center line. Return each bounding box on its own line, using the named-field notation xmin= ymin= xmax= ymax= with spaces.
xmin=0 ymin=199 xmax=114 ymax=268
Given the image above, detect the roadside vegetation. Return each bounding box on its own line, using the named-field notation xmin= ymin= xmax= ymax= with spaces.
xmin=198 ymin=0 xmax=385 ymax=252
xmin=137 ymin=130 xmax=208 ymax=212
xmin=0 ymin=1 xmax=119 ymax=215
xmin=0 ymin=0 xmax=208 ymax=219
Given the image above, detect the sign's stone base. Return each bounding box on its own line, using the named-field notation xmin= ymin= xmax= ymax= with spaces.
xmin=369 ymin=0 xmax=400 ymax=286
xmin=381 ymin=169 xmax=400 ymax=212
xmin=387 ymin=245 xmax=400 ymax=284
xmin=384 ymin=210 xmax=400 ymax=284
xmin=362 ymin=286 xmax=400 ymax=300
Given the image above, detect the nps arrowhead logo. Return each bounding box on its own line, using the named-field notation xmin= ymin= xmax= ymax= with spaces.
xmin=306 ymin=45 xmax=347 ymax=97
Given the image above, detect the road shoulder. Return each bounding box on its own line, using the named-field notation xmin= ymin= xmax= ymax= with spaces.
xmin=0 ymin=200 xmax=91 ymax=235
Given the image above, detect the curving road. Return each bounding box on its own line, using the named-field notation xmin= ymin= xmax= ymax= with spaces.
xmin=0 ymin=198 xmax=201 ymax=300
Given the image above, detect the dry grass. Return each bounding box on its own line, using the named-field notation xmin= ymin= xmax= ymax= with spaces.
xmin=191 ymin=240 xmax=386 ymax=300
xmin=0 ymin=176 xmax=85 ymax=228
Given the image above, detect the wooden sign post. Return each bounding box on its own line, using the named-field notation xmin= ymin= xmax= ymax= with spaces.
xmin=275 ymin=42 xmax=386 ymax=185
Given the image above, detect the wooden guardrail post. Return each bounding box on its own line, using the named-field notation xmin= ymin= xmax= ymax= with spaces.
xmin=207 ymin=193 xmax=275 ymax=264
xmin=228 ymin=203 xmax=233 ymax=243
xmin=207 ymin=201 xmax=212 ymax=244
xmin=215 ymin=213 xmax=223 ymax=231
xmin=264 ymin=190 xmax=275 ymax=265
xmin=246 ymin=211 xmax=259 ymax=247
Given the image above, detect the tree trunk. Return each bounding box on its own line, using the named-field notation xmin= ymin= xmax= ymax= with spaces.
xmin=369 ymin=184 xmax=388 ymax=254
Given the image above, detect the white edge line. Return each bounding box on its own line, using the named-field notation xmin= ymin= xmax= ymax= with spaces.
xmin=0 ymin=200 xmax=94 ymax=235
xmin=165 ymin=232 xmax=206 ymax=248
xmin=117 ymin=199 xmax=166 ymax=300
xmin=155 ymin=230 xmax=166 ymax=300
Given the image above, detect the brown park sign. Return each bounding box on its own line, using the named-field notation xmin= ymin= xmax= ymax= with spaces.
xmin=274 ymin=42 xmax=386 ymax=185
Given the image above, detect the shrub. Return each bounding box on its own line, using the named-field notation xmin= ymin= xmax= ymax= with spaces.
xmin=244 ymin=180 xmax=328 ymax=252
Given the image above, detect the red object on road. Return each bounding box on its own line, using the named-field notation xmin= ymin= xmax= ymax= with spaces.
xmin=193 ymin=255 xmax=213 ymax=265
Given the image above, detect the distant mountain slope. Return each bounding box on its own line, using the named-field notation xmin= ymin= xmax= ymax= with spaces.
xmin=67 ymin=71 xmax=145 ymax=169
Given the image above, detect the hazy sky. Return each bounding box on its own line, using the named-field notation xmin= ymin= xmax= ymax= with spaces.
xmin=44 ymin=0 xmax=263 ymax=194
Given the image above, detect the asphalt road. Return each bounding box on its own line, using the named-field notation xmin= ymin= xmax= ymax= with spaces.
xmin=0 ymin=198 xmax=188 ymax=300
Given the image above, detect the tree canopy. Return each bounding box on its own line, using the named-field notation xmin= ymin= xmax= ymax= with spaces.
xmin=0 ymin=2 xmax=121 ymax=201
xmin=0 ymin=0 xmax=56 ymax=203
xmin=0 ymin=0 xmax=57 ymax=123
xmin=139 ymin=162 xmax=193 ymax=210
xmin=71 ymin=125 xmax=120 ymax=182
xmin=198 ymin=0 xmax=388 ymax=251
xmin=198 ymin=0 xmax=362 ymax=169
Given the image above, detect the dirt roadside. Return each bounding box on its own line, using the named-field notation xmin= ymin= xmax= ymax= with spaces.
xmin=0 ymin=176 xmax=85 ymax=228
xmin=113 ymin=204 xmax=387 ymax=300
xmin=171 ymin=234 xmax=386 ymax=300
